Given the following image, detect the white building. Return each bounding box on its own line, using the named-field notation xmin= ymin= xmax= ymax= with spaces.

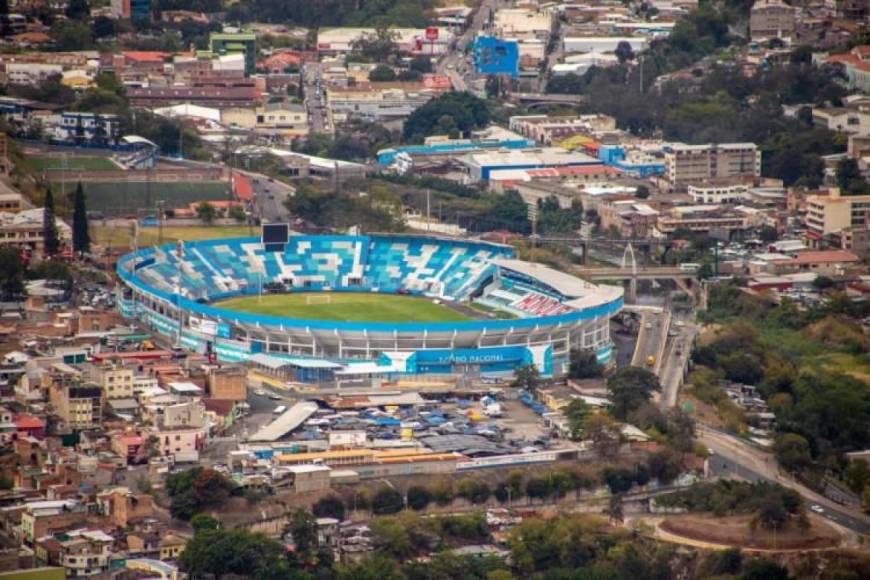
xmin=562 ymin=37 xmax=648 ymax=54
xmin=6 ymin=63 xmax=63 ymax=86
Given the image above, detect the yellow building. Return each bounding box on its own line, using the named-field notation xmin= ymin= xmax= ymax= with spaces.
xmin=806 ymin=189 xmax=870 ymax=236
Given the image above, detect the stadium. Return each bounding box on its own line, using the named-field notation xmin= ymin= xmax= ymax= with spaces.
xmin=116 ymin=232 xmax=623 ymax=382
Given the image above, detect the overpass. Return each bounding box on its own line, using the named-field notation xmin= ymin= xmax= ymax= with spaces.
xmin=575 ymin=266 xmax=698 ymax=281
xmin=508 ymin=93 xmax=586 ymax=106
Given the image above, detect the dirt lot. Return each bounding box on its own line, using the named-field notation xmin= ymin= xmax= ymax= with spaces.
xmin=660 ymin=514 xmax=841 ymax=550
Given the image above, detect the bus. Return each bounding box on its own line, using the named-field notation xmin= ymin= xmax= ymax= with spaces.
xmin=678 ymin=263 xmax=700 ymax=272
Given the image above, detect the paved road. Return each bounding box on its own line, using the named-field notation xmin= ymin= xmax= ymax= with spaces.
xmin=247 ymin=173 xmax=296 ymax=224
xmin=701 ymin=425 xmax=870 ymax=534
xmin=302 ymin=63 xmax=330 ymax=134
xmin=659 ymin=320 xmax=699 ymax=409
xmin=436 ymin=0 xmax=505 ymax=91
xmin=631 ymin=310 xmax=668 ymax=373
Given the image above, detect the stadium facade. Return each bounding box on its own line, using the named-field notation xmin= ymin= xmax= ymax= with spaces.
xmin=116 ymin=234 xmax=623 ymax=381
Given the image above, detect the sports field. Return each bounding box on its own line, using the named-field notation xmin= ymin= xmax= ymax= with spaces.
xmin=215 ymin=292 xmax=469 ymax=323
xmin=93 ymin=225 xmax=254 ymax=248
xmin=31 ymin=156 xmax=118 ymax=171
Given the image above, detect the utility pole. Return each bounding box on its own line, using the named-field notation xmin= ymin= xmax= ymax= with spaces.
xmin=426 ymin=188 xmax=431 ymax=231
xmin=639 ymin=54 xmax=644 ymax=93
xmin=157 ymin=200 xmax=165 ymax=246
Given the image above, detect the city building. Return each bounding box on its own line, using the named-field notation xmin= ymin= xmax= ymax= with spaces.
xmin=85 ymin=365 xmax=135 ymax=400
xmin=823 ymin=45 xmax=870 ymax=93
xmin=663 ymin=143 xmax=761 ymax=188
xmin=111 ymin=0 xmax=151 ymax=21
xmin=749 ymin=0 xmax=796 ymax=41
xmin=837 ymin=0 xmax=868 ymax=22
xmin=0 ymin=208 xmax=71 ymax=255
xmin=206 ymin=366 xmax=247 ymax=401
xmin=5 ymin=63 xmax=63 ymax=86
xmin=56 ymin=385 xmax=102 ymax=430
xmin=47 ymin=112 xmax=120 ymax=146
xmin=805 ymin=189 xmax=870 ymax=236
xmin=20 ymin=501 xmax=87 ymax=546
xmin=255 ymin=102 xmax=309 ymax=137
xmin=508 ymin=114 xmax=617 ymax=145
xmin=326 ymin=84 xmax=440 ymax=124
xmin=656 ymin=205 xmax=750 ymax=234
xmin=209 ymin=33 xmax=257 ymax=76
xmin=687 ymin=183 xmax=749 ymax=204
xmin=769 ymin=250 xmax=861 ymax=276
xmin=458 ymin=148 xmax=603 ymax=181
xmin=812 ymin=107 xmax=870 ymax=134
xmin=127 ymin=85 xmax=260 ymax=108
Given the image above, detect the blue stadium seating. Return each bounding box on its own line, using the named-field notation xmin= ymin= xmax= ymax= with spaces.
xmin=133 ymin=235 xmax=514 ymax=302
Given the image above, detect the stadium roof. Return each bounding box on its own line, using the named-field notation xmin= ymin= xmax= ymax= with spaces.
xmin=493 ymin=259 xmax=598 ymax=298
xmin=248 ymin=401 xmax=319 ymax=442
xmin=250 ymin=353 xmax=342 ymax=369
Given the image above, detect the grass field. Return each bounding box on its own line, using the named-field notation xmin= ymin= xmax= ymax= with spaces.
xmin=31 ymin=156 xmax=119 ymax=171
xmin=55 ymin=181 xmax=232 ymax=216
xmin=93 ymin=225 xmax=254 ymax=248
xmin=215 ymin=292 xmax=469 ymax=323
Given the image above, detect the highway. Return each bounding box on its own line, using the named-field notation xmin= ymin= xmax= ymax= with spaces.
xmin=631 ymin=310 xmax=668 ymax=374
xmin=701 ymin=425 xmax=870 ymax=534
xmin=658 ymin=318 xmax=699 ymax=409
xmin=245 ymin=172 xmax=296 ymax=224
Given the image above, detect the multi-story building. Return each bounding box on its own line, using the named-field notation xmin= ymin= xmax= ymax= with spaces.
xmin=255 ymin=102 xmax=309 ymax=137
xmin=750 ymin=0 xmax=796 ymax=41
xmin=0 ymin=208 xmax=72 ymax=255
xmin=127 ymin=85 xmax=259 ymax=108
xmin=20 ymin=500 xmax=87 ymax=546
xmin=206 ymin=366 xmax=247 ymax=401
xmin=111 ymin=0 xmax=151 ymax=21
xmin=656 ymin=205 xmax=750 ymax=235
xmin=56 ymin=529 xmax=114 ymax=577
xmin=838 ymin=0 xmax=868 ymax=22
xmin=326 ymin=84 xmax=439 ymax=124
xmin=56 ymin=384 xmax=102 ymax=430
xmin=154 ymin=426 xmax=204 ymax=462
xmin=85 ymin=364 xmax=134 ymax=400
xmin=48 ymin=112 xmax=120 ymax=146
xmin=823 ymin=46 xmax=870 ymax=93
xmin=687 ymin=183 xmax=749 ymax=204
xmin=5 ymin=63 xmax=63 ymax=86
xmin=663 ymin=143 xmax=760 ymax=188
xmin=209 ymin=32 xmax=257 ymax=76
xmin=508 ymin=114 xmax=617 ymax=145
xmin=805 ymin=189 xmax=870 ymax=235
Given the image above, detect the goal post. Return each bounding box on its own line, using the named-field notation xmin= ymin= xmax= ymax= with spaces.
xmin=305 ymin=295 xmax=332 ymax=305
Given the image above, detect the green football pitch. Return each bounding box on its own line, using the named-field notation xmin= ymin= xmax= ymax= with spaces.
xmin=214 ymin=292 xmax=469 ymax=323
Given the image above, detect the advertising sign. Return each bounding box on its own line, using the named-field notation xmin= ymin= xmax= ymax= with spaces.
xmin=425 ymin=26 xmax=439 ymax=41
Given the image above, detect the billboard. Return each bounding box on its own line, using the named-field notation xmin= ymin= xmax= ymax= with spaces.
xmin=472 ymin=36 xmax=519 ymax=78
xmin=262 ymin=223 xmax=289 ymax=252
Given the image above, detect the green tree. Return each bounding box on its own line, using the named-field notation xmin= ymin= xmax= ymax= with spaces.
xmin=351 ymin=27 xmax=399 ymax=62
xmin=42 ymin=186 xmax=60 ymax=256
xmin=228 ymin=205 xmax=247 ymax=222
xmin=190 ymin=513 xmax=219 ymax=532
xmin=180 ymin=527 xmax=290 ymax=578
xmin=196 ymin=201 xmax=217 ymax=224
xmin=741 ymin=558 xmax=789 ymax=580
xmin=563 ymin=398 xmax=591 ymax=441
xmin=49 ymin=20 xmax=95 ymax=51
xmin=288 ymin=508 xmax=318 ymax=557
xmin=313 ymin=495 xmax=346 ymax=520
xmin=402 ymin=92 xmax=490 ymax=141
xmin=836 ymin=157 xmax=868 ymax=194
xmin=457 ymin=479 xmax=490 ymax=504
xmin=773 ymin=432 xmax=812 ymax=472
xmin=606 ymin=366 xmax=661 ymax=420
xmin=635 ymin=184 xmax=651 ymax=199
xmin=65 ymin=0 xmax=90 ymax=20
xmin=845 ymin=459 xmax=870 ymax=495
xmin=71 ymin=182 xmax=90 ymax=256
xmin=369 ymin=64 xmax=397 ymax=82
xmin=606 ymin=493 xmax=624 ymax=522
xmin=372 ymin=486 xmax=404 ymax=515
xmin=584 ymin=412 xmax=624 ymax=457
xmin=568 ymin=348 xmax=603 ymax=379
xmin=409 ymin=55 xmax=432 ymax=73
xmin=0 ymin=247 xmax=25 ymax=300
xmin=512 ymin=364 xmax=540 ymax=391
xmin=615 ymin=40 xmax=634 ymax=63
xmin=406 ymin=485 xmax=431 ymax=511
xmin=337 ymin=554 xmax=401 ymax=580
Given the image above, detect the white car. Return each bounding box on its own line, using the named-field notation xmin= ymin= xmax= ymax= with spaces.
xmin=810 ymin=504 xmax=824 ymax=514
